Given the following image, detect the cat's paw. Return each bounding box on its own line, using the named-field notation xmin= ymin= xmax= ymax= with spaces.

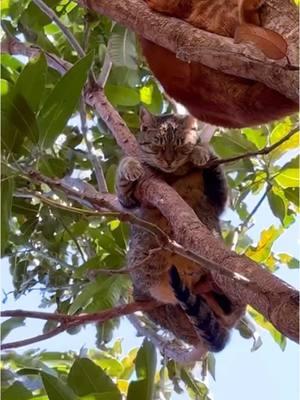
xmin=122 ymin=157 xmax=144 ymax=182
xmin=190 ymin=145 xmax=211 ymax=167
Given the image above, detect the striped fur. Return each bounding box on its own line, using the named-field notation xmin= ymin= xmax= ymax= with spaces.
xmin=169 ymin=265 xmax=229 ymax=352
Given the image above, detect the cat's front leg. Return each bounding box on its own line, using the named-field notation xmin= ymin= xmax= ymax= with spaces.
xmin=116 ymin=157 xmax=144 ymax=208
xmin=189 ymin=144 xmax=211 ymax=167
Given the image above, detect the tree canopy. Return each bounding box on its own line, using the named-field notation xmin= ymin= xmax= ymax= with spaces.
xmin=1 ymin=1 xmax=299 ymax=399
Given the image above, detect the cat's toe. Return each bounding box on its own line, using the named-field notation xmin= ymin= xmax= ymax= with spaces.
xmin=191 ymin=146 xmax=211 ymax=166
xmin=124 ymin=160 xmax=144 ymax=181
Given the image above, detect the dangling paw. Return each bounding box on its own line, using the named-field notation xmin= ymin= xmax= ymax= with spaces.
xmin=190 ymin=145 xmax=211 ymax=167
xmin=122 ymin=157 xmax=144 ymax=182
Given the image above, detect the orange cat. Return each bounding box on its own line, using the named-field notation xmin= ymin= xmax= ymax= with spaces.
xmin=141 ymin=0 xmax=298 ymax=127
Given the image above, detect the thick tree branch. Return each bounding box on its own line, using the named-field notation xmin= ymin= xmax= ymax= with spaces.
xmin=78 ymin=0 xmax=298 ymax=101
xmin=0 ymin=301 xmax=158 ymax=350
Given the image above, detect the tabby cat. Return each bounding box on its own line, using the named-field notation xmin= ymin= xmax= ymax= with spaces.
xmin=140 ymin=0 xmax=298 ymax=127
xmin=116 ymin=108 xmax=245 ymax=356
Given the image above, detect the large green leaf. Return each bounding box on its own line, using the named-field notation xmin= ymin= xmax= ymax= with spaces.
xmin=105 ymin=85 xmax=140 ymax=107
xmin=41 ymin=372 xmax=78 ymax=400
xmin=1 ymin=79 xmax=39 ymax=152
xmin=14 ymin=53 xmax=47 ymax=112
xmin=212 ymin=130 xmax=257 ymax=158
xmin=38 ymin=52 xmax=94 ymax=149
xmin=127 ymin=339 xmax=157 ymax=400
xmin=67 ymin=358 xmax=121 ymax=398
xmin=2 ymin=381 xmax=32 ymax=400
xmin=275 ymin=155 xmax=299 ymax=188
xmin=1 ymin=317 xmax=25 ymax=340
xmin=108 ymin=25 xmax=137 ymax=70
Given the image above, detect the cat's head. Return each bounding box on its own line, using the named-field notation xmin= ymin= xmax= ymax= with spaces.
xmin=138 ymin=108 xmax=198 ymax=173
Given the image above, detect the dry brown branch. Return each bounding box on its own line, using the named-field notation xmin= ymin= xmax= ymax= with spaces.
xmin=78 ymin=0 xmax=298 ymax=101
xmin=0 ymin=301 xmax=158 ymax=350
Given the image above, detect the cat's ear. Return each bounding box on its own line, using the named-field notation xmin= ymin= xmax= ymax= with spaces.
xmin=183 ymin=115 xmax=198 ymax=130
xmin=139 ymin=106 xmax=155 ymax=129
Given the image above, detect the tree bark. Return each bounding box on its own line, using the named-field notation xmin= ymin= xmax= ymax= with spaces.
xmin=78 ymin=0 xmax=299 ymax=101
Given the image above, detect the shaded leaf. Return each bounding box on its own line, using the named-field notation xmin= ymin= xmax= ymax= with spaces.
xmin=105 ymin=85 xmax=140 ymax=107
xmin=67 ymin=358 xmax=121 ymax=398
xmin=41 ymin=372 xmax=77 ymax=400
xmin=1 ymin=317 xmax=25 ymax=341
xmin=127 ymin=339 xmax=157 ymax=400
xmin=15 ymin=52 xmax=47 ymax=112
xmin=2 ymin=381 xmax=32 ymax=400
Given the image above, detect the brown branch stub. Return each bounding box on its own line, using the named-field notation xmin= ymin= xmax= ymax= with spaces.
xmin=78 ymin=0 xmax=298 ymax=101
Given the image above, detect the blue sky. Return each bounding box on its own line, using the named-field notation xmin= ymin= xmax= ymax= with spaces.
xmin=1 ymin=190 xmax=299 ymax=400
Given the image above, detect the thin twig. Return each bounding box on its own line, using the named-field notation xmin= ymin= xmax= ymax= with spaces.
xmin=32 ymin=0 xmax=85 ymax=57
xmin=207 ymin=127 xmax=299 ymax=168
xmin=0 ymin=324 xmax=68 ymax=350
xmin=0 ymin=301 xmax=159 ymax=350
xmin=97 ymin=51 xmax=112 ymax=88
xmin=239 ymin=183 xmax=272 ymax=231
xmin=79 ymin=98 xmax=108 ymax=192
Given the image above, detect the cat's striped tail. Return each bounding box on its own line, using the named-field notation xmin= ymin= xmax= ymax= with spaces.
xmin=169 ymin=265 xmax=229 ymax=352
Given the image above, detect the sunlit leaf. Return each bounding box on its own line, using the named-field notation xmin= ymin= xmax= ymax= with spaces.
xmin=246 ymin=225 xmax=283 ymax=263
xmin=275 ymin=155 xmax=299 ymax=188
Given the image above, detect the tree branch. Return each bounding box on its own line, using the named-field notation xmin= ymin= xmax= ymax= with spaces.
xmin=0 ymin=301 xmax=158 ymax=350
xmin=77 ymin=0 xmax=298 ymax=101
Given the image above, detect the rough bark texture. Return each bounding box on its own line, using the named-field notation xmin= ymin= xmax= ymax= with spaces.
xmin=79 ymin=0 xmax=299 ymax=101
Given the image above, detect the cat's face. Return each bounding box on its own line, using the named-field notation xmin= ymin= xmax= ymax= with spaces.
xmin=138 ymin=109 xmax=198 ymax=173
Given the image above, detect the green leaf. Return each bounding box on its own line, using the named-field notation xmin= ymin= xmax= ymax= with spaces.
xmin=67 ymin=358 xmax=121 ymax=398
xmin=2 ymin=381 xmax=32 ymax=400
xmin=275 ymin=155 xmax=299 ymax=188
xmin=140 ymin=80 xmax=164 ymax=114
xmin=284 ymin=187 xmax=299 ymax=207
xmin=267 ymin=187 xmax=287 ymax=226
xmin=207 ymin=353 xmax=216 ymax=381
xmin=105 ymin=85 xmax=140 ymax=107
xmin=1 ymin=317 xmax=25 ymax=340
xmin=212 ymin=130 xmax=257 ymax=158
xmin=246 ymin=225 xmax=283 ymax=263
xmin=15 ymin=53 xmax=47 ymax=112
xmin=242 ymin=127 xmax=267 ymax=149
xmin=1 ymin=79 xmax=39 ymax=152
xmin=127 ymin=339 xmax=157 ymax=400
xmin=38 ymin=52 xmax=94 ymax=149
xmin=248 ymin=308 xmax=287 ymax=351
xmin=1 ymin=176 xmax=14 ymax=254
xmin=277 ymin=253 xmax=299 ymax=269
xmin=108 ymin=25 xmax=137 ymax=70
xmin=41 ymin=372 xmax=78 ymax=400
